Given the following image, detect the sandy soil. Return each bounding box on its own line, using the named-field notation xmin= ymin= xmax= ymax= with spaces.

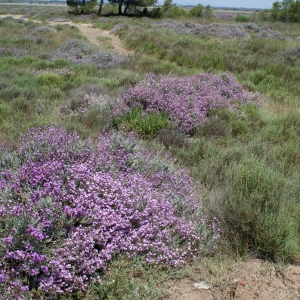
xmin=0 ymin=14 xmax=133 ymax=55
xmin=165 ymin=259 xmax=300 ymax=300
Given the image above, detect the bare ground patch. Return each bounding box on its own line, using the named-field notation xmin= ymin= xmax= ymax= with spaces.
xmin=165 ymin=259 xmax=300 ymax=300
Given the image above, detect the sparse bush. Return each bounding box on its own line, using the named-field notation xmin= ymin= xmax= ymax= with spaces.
xmin=235 ymin=14 xmax=250 ymax=22
xmin=52 ymin=39 xmax=127 ymax=68
xmin=198 ymin=116 xmax=232 ymax=138
xmin=0 ymin=103 xmax=11 ymax=124
xmin=215 ymin=156 xmax=300 ymax=260
xmin=164 ymin=6 xmax=187 ymax=18
xmin=188 ymin=4 xmax=203 ymax=18
xmin=36 ymin=72 xmax=62 ymax=86
xmin=113 ymin=107 xmax=170 ymax=138
xmin=157 ymin=127 xmax=186 ymax=148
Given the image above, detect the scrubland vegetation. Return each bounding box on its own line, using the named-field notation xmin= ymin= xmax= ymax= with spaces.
xmin=0 ymin=3 xmax=300 ymax=299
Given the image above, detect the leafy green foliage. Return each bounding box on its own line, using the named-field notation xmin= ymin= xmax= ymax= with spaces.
xmin=113 ymin=108 xmax=170 ymax=138
xmin=188 ymin=4 xmax=203 ymax=18
xmin=108 ymin=0 xmax=157 ymax=15
xmin=235 ymin=14 xmax=250 ymax=22
xmin=271 ymin=0 xmax=300 ymax=22
xmin=67 ymin=0 xmax=97 ymax=14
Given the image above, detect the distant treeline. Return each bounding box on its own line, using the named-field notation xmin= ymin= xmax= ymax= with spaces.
xmin=260 ymin=0 xmax=300 ymax=22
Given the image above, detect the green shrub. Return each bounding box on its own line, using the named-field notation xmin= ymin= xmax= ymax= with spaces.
xmin=157 ymin=127 xmax=186 ymax=148
xmin=12 ymin=97 xmax=36 ymax=114
xmin=188 ymin=4 xmax=203 ymax=18
xmin=113 ymin=108 xmax=170 ymax=138
xmin=0 ymin=103 xmax=11 ymax=124
xmin=219 ymin=156 xmax=300 ymax=260
xmin=37 ymin=72 xmax=62 ymax=86
xmin=198 ymin=116 xmax=232 ymax=138
xmin=164 ymin=6 xmax=187 ymax=18
xmin=235 ymin=14 xmax=250 ymax=22
xmin=202 ymin=108 xmax=249 ymax=137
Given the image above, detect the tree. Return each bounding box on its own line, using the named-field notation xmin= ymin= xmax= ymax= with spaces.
xmin=98 ymin=0 xmax=104 ymax=15
xmin=162 ymin=0 xmax=173 ymax=12
xmin=188 ymin=4 xmax=203 ymax=17
xmin=67 ymin=0 xmax=97 ymax=14
xmin=108 ymin=0 xmax=157 ymax=15
xmin=204 ymin=5 xmax=213 ymax=18
xmin=270 ymin=0 xmax=300 ymax=21
xmin=271 ymin=1 xmax=282 ymax=20
xmin=287 ymin=0 xmax=300 ymax=21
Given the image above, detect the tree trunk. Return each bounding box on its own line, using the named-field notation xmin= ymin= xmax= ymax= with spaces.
xmin=118 ymin=3 xmax=122 ymax=15
xmin=124 ymin=2 xmax=130 ymax=15
xmin=97 ymin=0 xmax=104 ymax=15
xmin=81 ymin=0 xmax=86 ymax=14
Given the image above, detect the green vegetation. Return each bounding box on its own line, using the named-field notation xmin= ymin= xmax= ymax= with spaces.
xmin=235 ymin=14 xmax=250 ymax=21
xmin=188 ymin=4 xmax=203 ymax=17
xmin=0 ymin=4 xmax=300 ymax=298
xmin=67 ymin=0 xmax=97 ymax=14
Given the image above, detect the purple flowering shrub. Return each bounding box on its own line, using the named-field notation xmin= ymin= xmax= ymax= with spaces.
xmin=0 ymin=127 xmax=219 ymax=298
xmin=193 ymin=23 xmax=248 ymax=38
xmin=121 ymin=72 xmax=260 ymax=134
xmin=151 ymin=21 xmax=284 ymax=39
xmin=52 ymin=39 xmax=127 ymax=68
xmin=213 ymin=13 xmax=235 ymax=19
xmin=153 ymin=21 xmax=248 ymax=38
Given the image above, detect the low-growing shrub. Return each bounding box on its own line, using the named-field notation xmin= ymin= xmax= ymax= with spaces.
xmin=36 ymin=72 xmax=62 ymax=86
xmin=217 ymin=156 xmax=300 ymax=260
xmin=163 ymin=6 xmax=187 ymax=18
xmin=235 ymin=14 xmax=250 ymax=22
xmin=157 ymin=127 xmax=186 ymax=148
xmin=0 ymin=103 xmax=11 ymax=124
xmin=198 ymin=116 xmax=232 ymax=138
xmin=113 ymin=107 xmax=170 ymax=138
xmin=0 ymin=127 xmax=219 ymax=298
xmin=120 ymin=72 xmax=260 ymax=134
xmin=52 ymin=39 xmax=127 ymax=68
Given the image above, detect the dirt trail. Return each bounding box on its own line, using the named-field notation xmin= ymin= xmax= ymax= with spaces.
xmin=165 ymin=259 xmax=300 ymax=300
xmin=0 ymin=14 xmax=133 ymax=55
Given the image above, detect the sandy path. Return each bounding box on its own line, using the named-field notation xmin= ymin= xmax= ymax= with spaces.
xmin=165 ymin=259 xmax=300 ymax=300
xmin=0 ymin=14 xmax=133 ymax=56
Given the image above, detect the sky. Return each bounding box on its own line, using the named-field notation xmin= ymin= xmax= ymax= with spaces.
xmin=157 ymin=0 xmax=274 ymax=9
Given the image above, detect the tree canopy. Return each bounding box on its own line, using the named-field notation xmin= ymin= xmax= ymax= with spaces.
xmin=67 ymin=0 xmax=97 ymax=14
xmin=271 ymin=0 xmax=300 ymax=21
xmin=108 ymin=0 xmax=158 ymax=15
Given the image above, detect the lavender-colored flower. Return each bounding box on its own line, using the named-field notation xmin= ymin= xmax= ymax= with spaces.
xmin=121 ymin=72 xmax=260 ymax=133
xmin=0 ymin=127 xmax=219 ymax=297
xmin=52 ymin=39 xmax=127 ymax=68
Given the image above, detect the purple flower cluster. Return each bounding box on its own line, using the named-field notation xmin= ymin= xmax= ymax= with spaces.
xmin=153 ymin=21 xmax=249 ymax=38
xmin=194 ymin=23 xmax=248 ymax=38
xmin=151 ymin=21 xmax=284 ymax=39
xmin=122 ymin=72 xmax=260 ymax=133
xmin=0 ymin=127 xmax=219 ymax=297
xmin=52 ymin=39 xmax=126 ymax=68
xmin=213 ymin=12 xmax=235 ymax=19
